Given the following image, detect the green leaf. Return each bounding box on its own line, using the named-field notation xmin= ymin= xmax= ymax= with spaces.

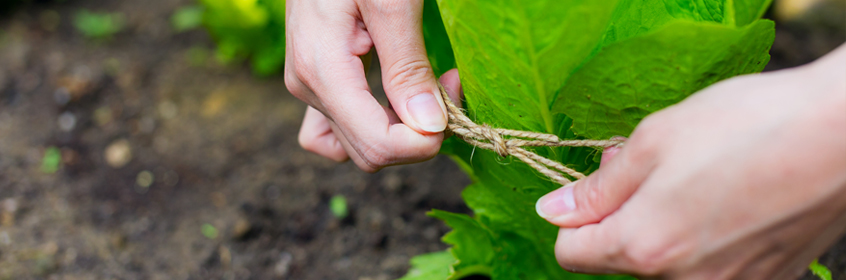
xmin=73 ymin=10 xmax=124 ymax=39
xmin=330 ymin=195 xmax=349 ymax=219
xmin=429 ymin=210 xmax=495 ymax=278
xmin=172 ymin=6 xmax=205 ymax=33
xmin=809 ymin=259 xmax=833 ymax=280
xmin=596 ymin=0 xmax=729 ymax=50
xmin=437 ymin=0 xmax=620 ymax=134
xmin=201 ymin=223 xmax=219 ymax=239
xmin=41 ymin=146 xmax=61 ymax=174
xmin=399 ymin=251 xmax=456 ymax=280
xmin=423 ymin=0 xmax=455 ymax=77
xmin=557 ymin=19 xmax=774 ymax=139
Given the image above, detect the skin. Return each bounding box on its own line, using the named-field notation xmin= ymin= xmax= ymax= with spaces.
xmin=286 ymin=0 xmax=459 ymax=172
xmin=288 ymin=0 xmax=846 ymax=277
xmin=536 ymin=44 xmax=846 ymax=279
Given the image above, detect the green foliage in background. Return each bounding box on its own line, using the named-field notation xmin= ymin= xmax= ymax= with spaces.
xmin=329 ymin=195 xmax=349 ymax=219
xmin=197 ymin=0 xmax=286 ymax=76
xmin=172 ymin=6 xmax=205 ymax=33
xmin=402 ymin=0 xmax=776 ymax=279
xmin=41 ymin=146 xmax=61 ymax=174
xmin=73 ymin=10 xmax=124 ymax=39
xmin=810 ymin=259 xmax=833 ymax=280
xmin=201 ymin=223 xmax=219 ymax=239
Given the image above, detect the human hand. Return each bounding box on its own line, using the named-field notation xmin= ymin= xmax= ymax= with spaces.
xmin=536 ymin=45 xmax=846 ymax=279
xmin=286 ymin=0 xmax=461 ymax=171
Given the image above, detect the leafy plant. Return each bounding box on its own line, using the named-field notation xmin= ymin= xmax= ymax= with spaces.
xmin=41 ymin=146 xmax=61 ymax=174
xmin=404 ymin=0 xmax=777 ymax=279
xmin=329 ymin=195 xmax=349 ymax=219
xmin=73 ymin=10 xmax=124 ymax=39
xmin=810 ymin=259 xmax=833 ymax=280
xmin=201 ymin=223 xmax=219 ymax=239
xmin=171 ymin=6 xmax=205 ymax=33
xmin=196 ymin=0 xmax=286 ymax=76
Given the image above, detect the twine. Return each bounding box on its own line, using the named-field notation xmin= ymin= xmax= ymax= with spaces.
xmin=438 ymin=83 xmax=624 ymax=185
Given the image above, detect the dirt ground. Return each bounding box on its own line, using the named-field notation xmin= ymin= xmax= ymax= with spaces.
xmin=0 ymin=0 xmax=843 ymax=279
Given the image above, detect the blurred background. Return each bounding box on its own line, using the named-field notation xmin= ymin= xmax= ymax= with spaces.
xmin=0 ymin=0 xmax=843 ymax=279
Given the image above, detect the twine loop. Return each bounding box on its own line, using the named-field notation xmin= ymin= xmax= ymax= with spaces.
xmin=438 ymin=83 xmax=624 ymax=185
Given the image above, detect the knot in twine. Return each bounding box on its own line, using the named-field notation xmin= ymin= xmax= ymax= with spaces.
xmin=438 ymin=83 xmax=624 ymax=185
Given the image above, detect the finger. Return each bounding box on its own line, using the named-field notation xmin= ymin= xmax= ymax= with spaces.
xmin=295 ymin=44 xmax=443 ymax=172
xmin=298 ymin=107 xmax=349 ymax=162
xmin=600 ymin=136 xmax=627 ymax=165
xmin=555 ymin=218 xmax=632 ymax=274
xmin=361 ymin=0 xmax=448 ymax=134
xmin=438 ymin=69 xmax=461 ymax=138
xmin=330 ymin=106 xmax=416 ymax=172
xmin=438 ymin=68 xmax=462 ymax=106
xmin=536 ymin=138 xmax=655 ymax=227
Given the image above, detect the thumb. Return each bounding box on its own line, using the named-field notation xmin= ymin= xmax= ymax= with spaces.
xmin=536 ymin=141 xmax=653 ymax=227
xmin=362 ymin=0 xmax=448 ymax=134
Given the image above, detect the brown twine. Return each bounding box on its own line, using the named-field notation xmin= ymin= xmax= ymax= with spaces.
xmin=438 ymin=83 xmax=624 ymax=185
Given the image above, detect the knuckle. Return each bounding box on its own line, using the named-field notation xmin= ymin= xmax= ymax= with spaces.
xmin=298 ymin=130 xmax=316 ymax=152
xmin=284 ymin=67 xmax=303 ymax=94
xmin=572 ymin=178 xmax=607 ymax=223
xmin=384 ymin=58 xmax=432 ymax=93
xmin=358 ymin=143 xmax=394 ymax=171
xmin=356 ymin=136 xmax=439 ymax=171
xmin=620 ymin=237 xmax=674 ymax=276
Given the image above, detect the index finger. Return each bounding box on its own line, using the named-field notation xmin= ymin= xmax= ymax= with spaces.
xmin=314 ymin=50 xmax=444 ymax=171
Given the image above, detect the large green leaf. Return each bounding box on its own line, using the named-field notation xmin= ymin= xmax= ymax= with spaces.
xmin=415 ymin=1 xmax=774 ymax=279
xmin=557 ymin=19 xmax=774 ymax=139
xmin=437 ymin=0 xmax=621 ymax=134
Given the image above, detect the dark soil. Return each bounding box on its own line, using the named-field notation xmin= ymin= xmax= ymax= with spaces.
xmin=0 ymin=1 xmax=843 ymax=280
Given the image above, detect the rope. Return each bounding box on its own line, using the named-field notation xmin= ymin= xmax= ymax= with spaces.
xmin=438 ymin=83 xmax=624 ymax=185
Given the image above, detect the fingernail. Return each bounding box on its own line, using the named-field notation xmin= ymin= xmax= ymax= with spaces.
xmin=407 ymin=93 xmax=447 ymax=132
xmin=536 ymin=183 xmax=577 ymax=219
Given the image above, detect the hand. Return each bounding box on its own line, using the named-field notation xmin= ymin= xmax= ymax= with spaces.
xmin=536 ymin=45 xmax=846 ymax=279
xmin=285 ymin=0 xmax=460 ymax=171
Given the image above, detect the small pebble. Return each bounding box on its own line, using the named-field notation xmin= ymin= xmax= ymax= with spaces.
xmin=274 ymin=252 xmax=293 ymax=277
xmin=381 ymin=172 xmax=403 ymax=193
xmin=219 ymin=246 xmax=231 ymax=268
xmin=53 ymin=88 xmax=71 ymax=105
xmin=231 ymin=219 xmax=251 ymax=239
xmin=93 ymin=106 xmax=112 ymax=126
xmin=158 ymin=101 xmax=178 ymax=119
xmin=136 ymin=170 xmax=154 ymax=188
xmin=422 ymin=226 xmax=439 ymax=241
xmin=57 ymin=112 xmax=76 ymax=131
xmin=105 ymin=139 xmax=132 ymax=168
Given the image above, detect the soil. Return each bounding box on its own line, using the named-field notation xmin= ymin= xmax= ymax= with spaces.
xmin=0 ymin=1 xmax=843 ymax=280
